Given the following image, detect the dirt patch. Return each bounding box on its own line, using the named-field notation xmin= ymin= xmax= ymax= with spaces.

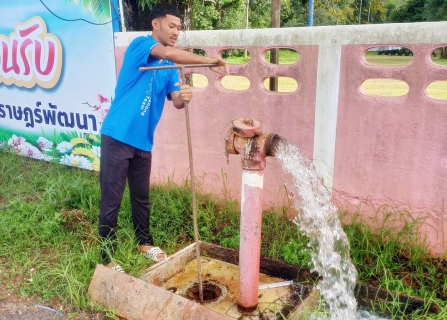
xmin=0 ymin=291 xmax=107 ymax=320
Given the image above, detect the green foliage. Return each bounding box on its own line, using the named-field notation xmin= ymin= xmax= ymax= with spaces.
xmin=138 ymin=0 xmax=158 ymax=10
xmin=390 ymin=0 xmax=426 ymax=22
xmin=314 ymin=0 xmax=355 ymax=25
xmin=216 ymin=0 xmax=247 ymax=29
xmin=354 ymin=0 xmax=388 ymax=23
xmin=281 ymin=0 xmax=307 ymax=27
xmin=247 ymin=0 xmax=271 ymax=28
xmin=425 ymin=0 xmax=447 ymax=21
xmin=390 ymin=0 xmax=447 ymax=22
xmin=192 ymin=0 xmax=220 ymax=30
xmin=190 ymin=0 xmax=249 ymax=30
xmin=129 ymin=0 xmax=445 ymax=30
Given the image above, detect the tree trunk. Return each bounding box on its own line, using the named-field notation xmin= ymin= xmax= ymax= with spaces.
xmin=358 ymin=0 xmax=363 ymax=24
xmin=441 ymin=47 xmax=447 ymax=59
xmin=123 ymin=0 xmax=140 ymax=31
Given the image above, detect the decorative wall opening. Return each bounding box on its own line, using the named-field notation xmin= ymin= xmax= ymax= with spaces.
xmin=263 ymin=48 xmax=300 ymax=65
xmin=191 ymin=74 xmax=208 ymax=89
xmin=221 ymin=75 xmax=250 ymax=91
xmin=263 ymin=77 xmax=298 ymax=93
xmin=431 ymin=47 xmax=447 ymax=67
xmin=192 ymin=48 xmax=207 ymax=56
xmin=361 ymin=79 xmax=409 ymax=97
xmin=426 ymin=81 xmax=447 ymax=101
xmin=221 ymin=49 xmax=250 ymax=65
xmin=364 ymin=47 xmax=413 ymax=66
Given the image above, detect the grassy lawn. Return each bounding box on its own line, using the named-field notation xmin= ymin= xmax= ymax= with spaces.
xmin=364 ymin=51 xmax=447 ymax=67
xmin=364 ymin=52 xmax=447 ymax=99
xmin=0 ymin=150 xmax=446 ymax=319
xmin=192 ymin=50 xmax=447 ymax=100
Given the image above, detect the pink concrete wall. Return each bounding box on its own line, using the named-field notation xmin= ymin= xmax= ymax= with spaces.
xmin=114 ymin=44 xmax=318 ymax=206
xmin=114 ymin=28 xmax=447 ymax=254
xmin=333 ymin=44 xmax=447 ymax=253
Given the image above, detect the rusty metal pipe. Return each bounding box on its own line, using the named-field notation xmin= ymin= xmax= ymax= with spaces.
xmin=225 ymin=131 xmax=287 ymax=170
xmin=139 ymin=63 xmax=218 ymax=72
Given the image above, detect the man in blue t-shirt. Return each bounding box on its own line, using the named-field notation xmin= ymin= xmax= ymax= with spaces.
xmin=99 ymin=3 xmax=228 ymax=272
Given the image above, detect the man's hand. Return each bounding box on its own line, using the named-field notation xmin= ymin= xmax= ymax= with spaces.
xmin=209 ymin=56 xmax=229 ymax=76
xmin=179 ymin=84 xmax=192 ymax=102
xmin=172 ymin=84 xmax=192 ymax=109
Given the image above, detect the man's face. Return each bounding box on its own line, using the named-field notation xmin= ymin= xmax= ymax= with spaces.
xmin=154 ymin=14 xmax=181 ymax=47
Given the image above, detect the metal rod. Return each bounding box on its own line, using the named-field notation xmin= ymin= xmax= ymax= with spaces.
xmin=139 ymin=63 xmax=219 ymax=72
xmin=259 ymin=280 xmax=293 ymax=290
xmin=180 ymin=66 xmax=204 ymax=303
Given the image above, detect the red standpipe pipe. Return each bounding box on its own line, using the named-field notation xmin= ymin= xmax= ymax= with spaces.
xmin=225 ymin=119 xmax=285 ymax=313
xmin=238 ymin=168 xmax=264 ymax=312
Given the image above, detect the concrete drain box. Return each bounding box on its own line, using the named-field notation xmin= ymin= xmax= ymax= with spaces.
xmin=88 ymin=241 xmax=316 ymax=320
xmin=88 ymin=242 xmax=438 ymax=320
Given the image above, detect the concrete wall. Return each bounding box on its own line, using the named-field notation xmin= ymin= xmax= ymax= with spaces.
xmin=114 ymin=22 xmax=447 ymax=254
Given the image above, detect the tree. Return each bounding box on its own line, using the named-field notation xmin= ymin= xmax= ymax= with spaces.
xmin=191 ymin=0 xmax=220 ymax=30
xmin=281 ymin=0 xmax=307 ymax=27
xmin=389 ymin=0 xmax=426 ymax=22
xmin=425 ymin=0 xmax=447 ymax=58
xmin=346 ymin=0 xmax=389 ymax=24
xmin=124 ymin=0 xmax=142 ymax=30
xmin=425 ymin=0 xmax=447 ymax=21
xmin=65 ymin=0 xmax=112 ymax=23
xmin=314 ymin=0 xmax=355 ymax=25
xmin=391 ymin=0 xmax=447 ymax=58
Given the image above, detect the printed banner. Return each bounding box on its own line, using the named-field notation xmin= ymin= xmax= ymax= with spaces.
xmin=0 ymin=0 xmax=116 ymax=171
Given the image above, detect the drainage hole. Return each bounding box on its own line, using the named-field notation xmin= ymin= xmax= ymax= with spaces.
xmin=186 ymin=282 xmax=222 ymax=304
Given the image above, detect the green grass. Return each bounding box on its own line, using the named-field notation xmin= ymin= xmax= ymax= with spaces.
xmin=222 ymin=48 xmax=300 ymax=65
xmin=0 ymin=149 xmax=446 ymax=318
xmin=364 ymin=52 xmax=447 ymax=99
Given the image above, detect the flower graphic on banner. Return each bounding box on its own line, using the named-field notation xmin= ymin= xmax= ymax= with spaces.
xmin=37 ymin=137 xmax=53 ymax=152
xmin=1 ymin=96 xmax=108 ymax=172
xmin=60 ymin=154 xmax=92 ymax=170
xmin=3 ymin=132 xmax=101 ymax=172
xmin=84 ymin=94 xmax=111 ymax=123
xmin=91 ymin=145 xmax=101 ymax=157
xmin=56 ymin=141 xmax=73 ymax=153
xmin=7 ymin=135 xmax=52 ymax=161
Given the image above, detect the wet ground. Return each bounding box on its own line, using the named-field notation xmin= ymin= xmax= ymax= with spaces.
xmin=163 ymin=256 xmax=295 ymax=319
xmin=0 ymin=299 xmax=65 ymax=320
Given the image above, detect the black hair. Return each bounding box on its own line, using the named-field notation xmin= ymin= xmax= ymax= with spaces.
xmin=148 ymin=3 xmax=181 ymax=31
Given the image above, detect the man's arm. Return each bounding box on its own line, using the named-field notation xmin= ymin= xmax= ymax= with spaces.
xmin=151 ymin=45 xmax=229 ymax=75
xmin=171 ymin=84 xmax=192 ymax=109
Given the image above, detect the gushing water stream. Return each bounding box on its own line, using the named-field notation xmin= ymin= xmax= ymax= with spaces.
xmin=275 ymin=141 xmax=389 ymax=320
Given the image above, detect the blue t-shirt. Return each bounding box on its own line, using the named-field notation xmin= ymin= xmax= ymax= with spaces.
xmin=101 ymin=35 xmax=180 ymax=151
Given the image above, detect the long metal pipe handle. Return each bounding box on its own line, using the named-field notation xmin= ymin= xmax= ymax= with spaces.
xmin=140 ymin=63 xmax=217 ymax=302
xmin=139 ymin=63 xmax=218 ymax=72
xmin=179 ymin=66 xmax=204 ymax=302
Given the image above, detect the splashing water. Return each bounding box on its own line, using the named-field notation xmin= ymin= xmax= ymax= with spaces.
xmin=275 ymin=141 xmax=389 ymax=320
